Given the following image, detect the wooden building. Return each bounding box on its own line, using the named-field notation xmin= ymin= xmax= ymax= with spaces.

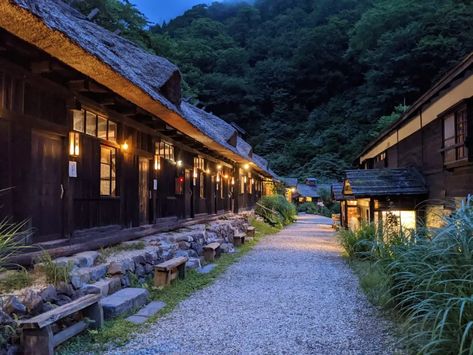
xmin=335 ymin=52 xmax=473 ymax=230
xmin=0 ymin=0 xmax=276 ymax=244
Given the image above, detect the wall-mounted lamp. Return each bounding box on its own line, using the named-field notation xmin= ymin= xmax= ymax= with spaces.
xmin=206 ymin=168 xmax=211 ymax=174
xmin=217 ymin=164 xmax=222 ymax=170
xmin=177 ymin=160 xmax=183 ymax=167
xmin=122 ymin=141 xmax=129 ymax=151
xmin=243 ymin=164 xmax=250 ymax=170
xmin=193 ymin=168 xmax=198 ymax=178
xmin=224 ymin=174 xmax=229 ymax=179
xmin=154 ymin=156 xmax=161 ymax=171
xmin=216 ymin=174 xmax=221 ymax=183
xmin=69 ymin=132 xmax=80 ymax=157
xmin=231 ymin=177 xmax=235 ymax=185
xmin=244 ymin=176 xmax=248 ymax=183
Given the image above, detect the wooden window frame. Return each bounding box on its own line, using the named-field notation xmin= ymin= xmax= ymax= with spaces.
xmin=156 ymin=140 xmax=175 ymax=161
xmin=441 ymin=103 xmax=469 ymax=166
xmin=73 ymin=108 xmax=117 ymax=144
xmin=100 ymin=145 xmax=117 ymax=197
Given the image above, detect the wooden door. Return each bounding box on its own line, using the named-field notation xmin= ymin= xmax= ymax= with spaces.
xmin=31 ymin=131 xmax=64 ymax=241
xmin=138 ymin=158 xmax=149 ymax=225
xmin=184 ymin=169 xmax=192 ymax=218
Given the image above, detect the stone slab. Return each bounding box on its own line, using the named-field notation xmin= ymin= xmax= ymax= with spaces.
xmin=126 ymin=315 xmax=148 ymax=324
xmin=135 ymin=301 xmax=166 ymax=317
xmin=100 ymin=288 xmax=149 ymax=320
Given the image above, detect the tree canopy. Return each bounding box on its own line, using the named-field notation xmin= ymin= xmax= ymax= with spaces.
xmin=73 ymin=0 xmax=473 ymax=180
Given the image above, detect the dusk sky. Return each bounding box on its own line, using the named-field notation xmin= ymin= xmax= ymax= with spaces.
xmin=130 ymin=0 xmax=216 ymax=25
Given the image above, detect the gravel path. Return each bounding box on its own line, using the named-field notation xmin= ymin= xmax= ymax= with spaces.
xmin=108 ymin=214 xmax=396 ymax=355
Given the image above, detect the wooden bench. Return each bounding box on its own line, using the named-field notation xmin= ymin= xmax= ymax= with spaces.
xmin=203 ymin=242 xmax=221 ymax=262
xmin=154 ymin=256 xmax=188 ymax=287
xmin=246 ymin=226 xmax=256 ymax=238
xmin=233 ymin=233 xmax=246 ymax=247
xmin=19 ymin=293 xmax=103 ymax=355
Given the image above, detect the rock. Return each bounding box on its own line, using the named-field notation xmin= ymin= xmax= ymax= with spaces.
xmin=40 ymin=285 xmax=57 ymax=303
xmin=175 ymin=250 xmax=189 ymax=258
xmin=0 ymin=309 xmax=14 ymax=325
xmin=42 ymin=302 xmax=58 ymax=312
xmin=126 ymin=301 xmax=166 ymax=324
xmin=121 ymin=275 xmax=130 ymax=288
xmin=21 ymin=290 xmax=43 ymax=315
xmin=56 ymin=294 xmax=71 ymax=306
xmin=88 ymin=265 xmax=108 ymax=281
xmin=186 ymin=258 xmax=201 ymax=270
xmin=109 ymin=277 xmax=122 ymax=295
xmin=144 ymin=252 xmax=156 ymax=264
xmin=53 ymin=257 xmax=74 ymax=268
xmin=175 ymin=234 xmax=193 ymax=243
xmin=132 ymin=254 xmax=146 ymax=266
xmin=108 ymin=261 xmax=126 ymax=275
xmin=191 ymin=242 xmax=204 ymax=256
xmin=70 ymin=269 xmax=92 ymax=289
xmin=73 ymin=251 xmax=100 ymax=267
xmin=178 ymin=241 xmax=191 ymax=250
xmin=56 ymin=282 xmax=74 ymax=296
xmin=100 ymin=288 xmax=149 ymax=320
xmin=4 ymin=296 xmax=26 ymax=316
xmin=122 ymin=258 xmax=135 ymax=272
xmin=197 ymin=264 xmax=216 ymax=274
xmin=144 ymin=263 xmax=154 ymax=274
xmin=220 ymin=243 xmax=235 ymax=254
xmin=187 ymin=249 xmax=199 ymax=258
xmin=135 ymin=264 xmax=145 ymax=277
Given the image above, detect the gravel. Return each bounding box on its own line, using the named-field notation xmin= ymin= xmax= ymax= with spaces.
xmin=106 ymin=214 xmax=397 ymax=355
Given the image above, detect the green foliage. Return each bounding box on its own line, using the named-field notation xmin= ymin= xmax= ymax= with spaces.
xmin=339 ymin=198 xmax=473 ymax=354
xmin=59 ymin=217 xmax=279 ymax=353
xmin=255 ymin=195 xmax=296 ymax=227
xmin=297 ymin=202 xmax=331 ymax=217
xmin=71 ymin=0 xmax=473 ymax=179
xmin=37 ymin=252 xmax=73 ymax=286
xmin=0 ymin=268 xmax=32 ymax=293
xmin=0 ymin=219 xmax=30 ymax=271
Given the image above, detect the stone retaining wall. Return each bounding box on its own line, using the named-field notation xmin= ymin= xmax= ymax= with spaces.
xmin=0 ymin=213 xmax=251 ymax=352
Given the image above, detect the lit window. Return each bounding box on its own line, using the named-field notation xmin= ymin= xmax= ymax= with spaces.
xmin=73 ymin=109 xmax=85 ymax=132
xmin=97 ymin=116 xmax=108 ymax=139
xmin=156 ymin=141 xmax=175 ymax=161
xmin=100 ymin=145 xmax=116 ymax=196
xmin=194 ymin=157 xmax=205 ymax=170
xmin=240 ymin=177 xmax=245 ymax=194
xmin=86 ymin=111 xmax=97 ymax=136
xmin=443 ymin=106 xmax=468 ymax=164
xmin=306 ymin=197 xmax=312 ymax=202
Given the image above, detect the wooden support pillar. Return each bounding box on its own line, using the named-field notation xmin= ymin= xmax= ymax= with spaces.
xmin=233 ymin=165 xmax=239 ymax=214
xmin=369 ymin=198 xmax=375 ymax=224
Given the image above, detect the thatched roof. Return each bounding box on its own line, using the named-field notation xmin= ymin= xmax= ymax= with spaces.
xmin=344 ymin=168 xmax=428 ymax=197
xmin=281 ymin=177 xmax=298 ymax=187
xmin=296 ymin=184 xmax=319 ymax=198
xmin=13 ymin=0 xmax=179 ymax=110
xmin=253 ymin=154 xmax=268 ymax=170
xmin=236 ymin=136 xmax=253 ymax=159
xmin=331 ymin=183 xmax=344 ymax=201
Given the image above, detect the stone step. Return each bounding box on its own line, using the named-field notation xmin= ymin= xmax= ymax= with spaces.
xmin=100 ymin=288 xmax=149 ymax=320
xmin=81 ymin=277 xmax=122 ymax=297
xmin=125 ymin=301 xmax=166 ymax=324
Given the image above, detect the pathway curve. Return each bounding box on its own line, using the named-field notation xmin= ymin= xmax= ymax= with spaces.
xmin=109 ymin=214 xmax=396 ymax=354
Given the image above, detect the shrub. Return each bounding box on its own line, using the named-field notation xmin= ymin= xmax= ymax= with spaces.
xmin=388 ymin=198 xmax=473 ymax=354
xmin=255 ymin=195 xmax=296 ymax=227
xmin=297 ymin=202 xmax=331 ymax=217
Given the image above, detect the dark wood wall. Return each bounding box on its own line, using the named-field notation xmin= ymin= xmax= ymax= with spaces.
xmin=0 ymin=40 xmax=265 ymax=243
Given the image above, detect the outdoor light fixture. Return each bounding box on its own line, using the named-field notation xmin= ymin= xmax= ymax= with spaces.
xmin=291 ymin=187 xmax=296 ymax=193
xmin=244 ymin=176 xmax=248 ymax=183
xmin=177 ymin=160 xmax=183 ymax=167
xmin=69 ymin=132 xmax=80 ymax=157
xmin=231 ymin=177 xmax=235 ymax=185
xmin=122 ymin=141 xmax=129 ymax=151
xmin=206 ymin=168 xmax=211 ymax=174
xmin=217 ymin=174 xmax=221 ymax=182
xmin=217 ymin=164 xmax=222 ymax=170
xmin=243 ymin=164 xmax=250 ymax=170
xmin=224 ymin=174 xmax=229 ymax=179
xmin=154 ymin=156 xmax=161 ymax=171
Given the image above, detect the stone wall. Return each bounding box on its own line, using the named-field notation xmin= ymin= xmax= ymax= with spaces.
xmin=0 ymin=214 xmax=251 ymax=352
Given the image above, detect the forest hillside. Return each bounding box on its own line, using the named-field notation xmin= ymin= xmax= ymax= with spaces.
xmin=73 ymin=0 xmax=473 ymax=179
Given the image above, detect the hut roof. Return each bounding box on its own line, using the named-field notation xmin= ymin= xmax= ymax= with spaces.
xmin=12 ymin=0 xmax=179 ymax=110
xmin=253 ymin=154 xmax=268 ymax=170
xmin=331 ymin=183 xmax=344 ymax=201
xmin=344 ymin=168 xmax=428 ymax=197
xmin=281 ymin=177 xmax=298 ymax=187
xmin=236 ymin=136 xmax=253 ymax=158
xmin=296 ymin=184 xmax=320 ymax=198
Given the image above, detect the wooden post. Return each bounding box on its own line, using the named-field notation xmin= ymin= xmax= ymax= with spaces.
xmin=369 ymin=198 xmax=375 ymax=224
xmin=83 ymin=302 xmax=104 ymax=329
xmin=22 ymin=326 xmax=54 ymax=355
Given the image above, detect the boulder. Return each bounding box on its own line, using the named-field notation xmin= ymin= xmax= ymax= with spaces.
xmin=21 ymin=289 xmax=43 ymax=315
xmin=187 ymin=249 xmax=199 ymax=258
xmin=108 ymin=261 xmax=126 ymax=275
xmin=120 ymin=275 xmax=130 ymax=288
xmin=132 ymin=254 xmax=146 ymax=266
xmin=144 ymin=252 xmax=156 ymax=264
xmin=3 ymin=296 xmax=26 ymax=316
xmin=186 ymin=258 xmax=201 ymax=270
xmin=135 ymin=264 xmax=145 ymax=277
xmin=56 ymin=282 xmax=74 ymax=297
xmin=40 ymin=285 xmax=58 ymax=303
xmin=0 ymin=309 xmax=14 ymax=326
xmin=144 ymin=263 xmax=154 ymax=274
xmin=55 ymin=294 xmax=71 ymax=306
xmin=174 ymin=234 xmax=193 ymax=243
xmin=190 ymin=242 xmax=204 ymax=256
xmin=175 ymin=250 xmax=189 ymax=258
xmin=88 ymin=265 xmax=108 ymax=281
xmin=70 ymin=269 xmax=92 ymax=289
xmin=178 ymin=241 xmax=191 ymax=250
xmin=108 ymin=277 xmax=122 ymax=295
xmin=72 ymin=251 xmax=99 ymax=267
xmin=220 ymin=243 xmax=235 ymax=254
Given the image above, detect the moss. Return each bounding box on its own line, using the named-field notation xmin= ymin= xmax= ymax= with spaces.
xmin=97 ymin=242 xmax=146 ymax=263
xmin=59 ymin=218 xmax=279 ymax=354
xmin=0 ymin=268 xmax=33 ymax=293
